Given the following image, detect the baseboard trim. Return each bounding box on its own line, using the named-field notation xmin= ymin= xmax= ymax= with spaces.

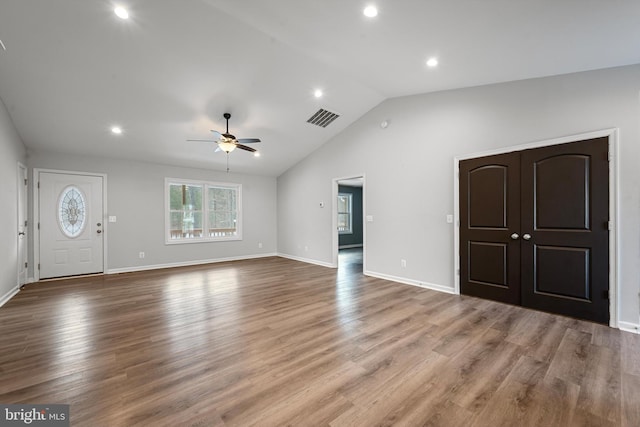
xmin=107 ymin=253 xmax=278 ymax=275
xmin=339 ymin=244 xmax=363 ymax=249
xmin=619 ymin=321 xmax=640 ymax=334
xmin=0 ymin=285 xmax=20 ymax=308
xmin=277 ymin=253 xmax=335 ymax=268
xmin=364 ymin=270 xmax=457 ymax=295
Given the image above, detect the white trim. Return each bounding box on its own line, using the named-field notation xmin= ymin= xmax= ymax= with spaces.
xmin=453 ymin=128 xmax=619 ymax=327
xmin=332 ymin=174 xmax=366 ymax=270
xmin=278 ymin=253 xmax=335 ymax=268
xmin=609 ymin=131 xmax=620 ymax=328
xmin=618 ymin=321 xmax=640 ymax=335
xmin=364 ymin=270 xmax=457 ymax=295
xmin=107 ymin=253 xmax=277 ymax=274
xmin=164 ymin=177 xmax=242 ymax=245
xmin=0 ymin=286 xmax=19 ymax=308
xmin=33 ymin=168 xmax=108 ymax=282
xmin=17 ymin=162 xmax=28 ymax=288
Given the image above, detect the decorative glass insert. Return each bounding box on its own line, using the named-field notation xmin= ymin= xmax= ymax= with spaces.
xmin=58 ymin=186 xmax=87 ymax=238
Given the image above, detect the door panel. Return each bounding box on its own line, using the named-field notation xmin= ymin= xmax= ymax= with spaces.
xmin=534 ymin=154 xmax=590 ymax=230
xmin=521 ymin=137 xmax=609 ymax=324
xmin=39 ymin=172 xmax=104 ymax=279
xmin=469 ymin=165 xmax=509 ymax=228
xmin=460 ymin=152 xmax=521 ymax=304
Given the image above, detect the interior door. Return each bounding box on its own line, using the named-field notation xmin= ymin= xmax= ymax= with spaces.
xmin=459 ymin=152 xmax=521 ymax=305
xmin=459 ymin=137 xmax=610 ymax=324
xmin=39 ymin=172 xmax=104 ymax=279
xmin=17 ymin=164 xmax=28 ymax=286
xmin=520 ymin=137 xmax=609 ymax=324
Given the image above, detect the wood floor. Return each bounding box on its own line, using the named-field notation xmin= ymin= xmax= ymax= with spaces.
xmin=1 ymin=253 xmax=639 ymax=426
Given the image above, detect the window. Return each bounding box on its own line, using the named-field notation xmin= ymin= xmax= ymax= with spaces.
xmin=337 ymin=193 xmax=352 ymax=234
xmin=166 ymin=178 xmax=241 ymax=243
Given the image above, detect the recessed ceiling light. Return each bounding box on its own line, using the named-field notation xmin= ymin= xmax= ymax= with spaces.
xmin=363 ymin=6 xmax=378 ymax=17
xmin=0 ymin=40 xmax=6 ymax=51
xmin=254 ymin=152 xmax=261 ymax=157
xmin=426 ymin=57 xmax=439 ymax=68
xmin=314 ymin=89 xmax=323 ymax=98
xmin=111 ymin=126 xmax=123 ymax=135
xmin=114 ymin=6 xmax=129 ymax=20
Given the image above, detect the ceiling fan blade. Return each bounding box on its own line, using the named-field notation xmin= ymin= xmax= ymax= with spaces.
xmin=236 ymin=144 xmax=257 ymax=152
xmin=187 ymin=139 xmax=218 ymax=142
xmin=210 ymin=130 xmax=222 ymax=139
xmin=236 ymin=138 xmax=261 ymax=144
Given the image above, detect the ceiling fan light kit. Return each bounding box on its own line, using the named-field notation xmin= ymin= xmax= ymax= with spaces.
xmin=218 ymin=140 xmax=237 ymax=153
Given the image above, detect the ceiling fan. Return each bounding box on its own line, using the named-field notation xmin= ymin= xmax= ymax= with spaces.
xmin=188 ymin=113 xmax=261 ymax=154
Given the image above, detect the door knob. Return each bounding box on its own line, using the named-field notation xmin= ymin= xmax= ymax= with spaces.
xmin=97 ymin=230 xmax=102 ymax=234
xmin=97 ymin=223 xmax=102 ymax=227
xmin=523 ymin=233 xmax=531 ymax=240
xmin=510 ymin=233 xmax=519 ymax=240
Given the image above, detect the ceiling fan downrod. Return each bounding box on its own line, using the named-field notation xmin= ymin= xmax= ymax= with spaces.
xmin=224 ymin=112 xmax=231 ymax=135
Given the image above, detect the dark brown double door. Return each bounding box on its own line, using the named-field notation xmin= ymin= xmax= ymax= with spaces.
xmin=460 ymin=137 xmax=609 ymax=324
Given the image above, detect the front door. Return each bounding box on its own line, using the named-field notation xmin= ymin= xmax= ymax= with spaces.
xmin=38 ymin=172 xmax=104 ymax=279
xmin=459 ymin=137 xmax=610 ymax=324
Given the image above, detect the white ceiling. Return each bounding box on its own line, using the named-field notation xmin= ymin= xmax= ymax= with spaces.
xmin=0 ymin=1 xmax=638 ymax=176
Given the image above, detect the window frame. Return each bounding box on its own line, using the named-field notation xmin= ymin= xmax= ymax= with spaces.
xmin=337 ymin=192 xmax=353 ymax=235
xmin=165 ymin=178 xmax=242 ymax=244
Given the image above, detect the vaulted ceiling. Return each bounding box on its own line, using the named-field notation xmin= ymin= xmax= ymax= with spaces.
xmin=0 ymin=1 xmax=638 ymax=175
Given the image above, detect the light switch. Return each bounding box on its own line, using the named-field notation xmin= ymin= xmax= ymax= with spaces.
xmin=108 ymin=216 xmax=117 ymax=223
xmin=366 ymin=215 xmax=374 ymax=222
xmin=446 ymin=214 xmax=453 ymax=223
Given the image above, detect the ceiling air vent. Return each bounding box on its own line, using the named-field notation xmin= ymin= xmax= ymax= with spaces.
xmin=307 ymin=108 xmax=340 ymax=128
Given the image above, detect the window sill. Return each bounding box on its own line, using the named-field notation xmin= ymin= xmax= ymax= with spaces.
xmin=165 ymin=236 xmax=242 ymax=245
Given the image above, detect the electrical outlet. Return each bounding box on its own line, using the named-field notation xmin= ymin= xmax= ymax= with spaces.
xmin=304 ymin=246 xmax=309 ymax=252
xmin=258 ymin=242 xmax=263 ymax=249
xmin=401 ymin=259 xmax=407 ymax=268
xmin=139 ymin=252 xmax=145 ymax=259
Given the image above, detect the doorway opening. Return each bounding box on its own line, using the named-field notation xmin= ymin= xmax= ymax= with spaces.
xmin=333 ymin=175 xmax=365 ymax=275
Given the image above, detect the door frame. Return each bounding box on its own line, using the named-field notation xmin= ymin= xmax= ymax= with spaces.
xmin=33 ymin=168 xmax=108 ymax=282
xmin=332 ymin=174 xmax=366 ymax=270
xmin=453 ymin=128 xmax=619 ymax=328
xmin=17 ymin=162 xmax=28 ymax=287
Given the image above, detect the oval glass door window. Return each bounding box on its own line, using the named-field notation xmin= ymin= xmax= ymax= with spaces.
xmin=58 ymin=186 xmax=87 ymax=237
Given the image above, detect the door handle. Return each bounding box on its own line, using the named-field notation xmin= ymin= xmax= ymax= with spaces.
xmin=18 ymin=232 xmax=25 ymax=236
xmin=523 ymin=233 xmax=531 ymax=240
xmin=97 ymin=230 xmax=102 ymax=234
xmin=510 ymin=233 xmax=519 ymax=240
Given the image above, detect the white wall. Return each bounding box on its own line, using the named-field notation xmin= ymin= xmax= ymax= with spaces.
xmin=28 ymin=151 xmax=277 ymax=273
xmin=0 ymin=98 xmax=27 ymax=304
xmin=277 ymin=64 xmax=640 ymax=326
